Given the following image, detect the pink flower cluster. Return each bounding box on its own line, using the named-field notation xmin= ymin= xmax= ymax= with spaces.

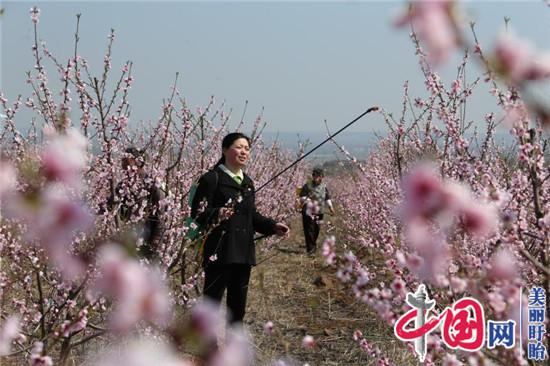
xmin=30 ymin=342 xmax=53 ymax=366
xmin=492 ymin=30 xmax=550 ymax=85
xmin=400 ymin=164 xmax=499 ymax=283
xmin=402 ymin=163 xmax=499 ymax=239
xmin=60 ymin=309 xmax=88 ymax=338
xmin=29 ymin=7 xmax=40 ymax=24
xmin=1 ymin=6 xmax=305 ymax=364
xmin=322 ymin=235 xmax=336 ymax=265
xmin=326 ymin=24 xmax=547 ymax=361
xmin=0 ymin=316 xmax=20 ymax=356
xmin=353 ymin=330 xmax=396 ymax=366
xmin=91 ymin=244 xmax=172 ymax=332
xmin=3 ymin=128 xmax=93 ymax=280
xmin=93 ymin=339 xmax=193 ymax=366
xmin=395 ymin=1 xmax=461 ymax=65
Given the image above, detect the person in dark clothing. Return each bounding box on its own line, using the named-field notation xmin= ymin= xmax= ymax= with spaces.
xmin=106 ymin=147 xmax=164 ymax=260
xmin=191 ymin=133 xmax=289 ymax=324
xmin=299 ymin=167 xmax=334 ymax=254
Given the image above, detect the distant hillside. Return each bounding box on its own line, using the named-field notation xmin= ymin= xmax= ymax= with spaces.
xmin=261 ymin=130 xmax=517 ymax=163
xmin=261 ymin=131 xmax=380 ymax=163
xmin=81 ymin=129 xmax=517 ymax=164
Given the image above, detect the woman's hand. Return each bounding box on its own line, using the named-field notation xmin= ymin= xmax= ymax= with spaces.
xmin=275 ymin=222 xmax=290 ymax=237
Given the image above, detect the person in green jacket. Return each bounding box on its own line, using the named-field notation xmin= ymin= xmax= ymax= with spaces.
xmin=299 ymin=167 xmax=334 ymax=254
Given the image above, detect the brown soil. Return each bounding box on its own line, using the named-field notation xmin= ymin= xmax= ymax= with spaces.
xmin=244 ymin=218 xmax=412 ymax=366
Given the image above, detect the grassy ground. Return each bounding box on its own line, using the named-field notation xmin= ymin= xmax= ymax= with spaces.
xmin=244 ymin=217 xmax=413 ymax=366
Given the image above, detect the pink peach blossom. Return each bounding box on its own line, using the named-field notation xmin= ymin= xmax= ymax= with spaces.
xmin=29 ymin=6 xmax=40 ymax=24
xmin=93 ymin=244 xmax=172 ymax=332
xmin=458 ymin=202 xmax=499 ymax=239
xmin=93 ymin=339 xmax=192 ymax=366
xmin=210 ymin=327 xmax=254 ymax=366
xmin=264 ymin=321 xmax=274 ymax=335
xmin=41 ymin=128 xmax=88 ymax=186
xmin=29 ymin=342 xmax=53 ymax=366
xmin=302 ymin=335 xmax=315 ymax=349
xmin=0 ymin=316 xmax=20 ymax=355
xmin=395 ymin=1 xmax=461 ymax=64
xmin=488 ymin=248 xmax=518 ymax=282
xmin=402 ymin=164 xmax=447 ymax=219
xmin=492 ymin=29 xmax=550 ymax=84
xmin=0 ymin=160 xmax=16 ymax=198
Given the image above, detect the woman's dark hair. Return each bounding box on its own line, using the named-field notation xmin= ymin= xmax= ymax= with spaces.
xmin=216 ymin=132 xmax=251 ymax=166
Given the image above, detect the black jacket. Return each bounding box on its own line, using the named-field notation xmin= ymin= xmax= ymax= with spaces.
xmin=191 ymin=166 xmax=277 ymax=266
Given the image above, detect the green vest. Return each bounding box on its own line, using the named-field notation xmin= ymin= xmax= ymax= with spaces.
xmin=307 ymin=181 xmax=327 ymax=214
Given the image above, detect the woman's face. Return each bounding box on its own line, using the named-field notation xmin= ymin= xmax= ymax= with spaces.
xmin=223 ymin=138 xmax=250 ymax=168
xmin=312 ymin=174 xmax=323 ymax=185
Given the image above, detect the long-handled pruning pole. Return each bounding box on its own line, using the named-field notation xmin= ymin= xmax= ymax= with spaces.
xmin=254 ymin=106 xmax=379 ymax=195
xmin=252 ymin=106 xmax=379 ymax=242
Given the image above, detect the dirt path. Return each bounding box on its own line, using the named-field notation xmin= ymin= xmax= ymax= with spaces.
xmin=244 ymin=221 xmax=409 ymax=366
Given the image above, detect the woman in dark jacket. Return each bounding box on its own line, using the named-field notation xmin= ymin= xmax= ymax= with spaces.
xmin=191 ymin=132 xmax=289 ymax=324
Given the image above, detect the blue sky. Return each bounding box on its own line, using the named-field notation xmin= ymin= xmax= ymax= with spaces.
xmin=1 ymin=1 xmax=549 ymax=134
